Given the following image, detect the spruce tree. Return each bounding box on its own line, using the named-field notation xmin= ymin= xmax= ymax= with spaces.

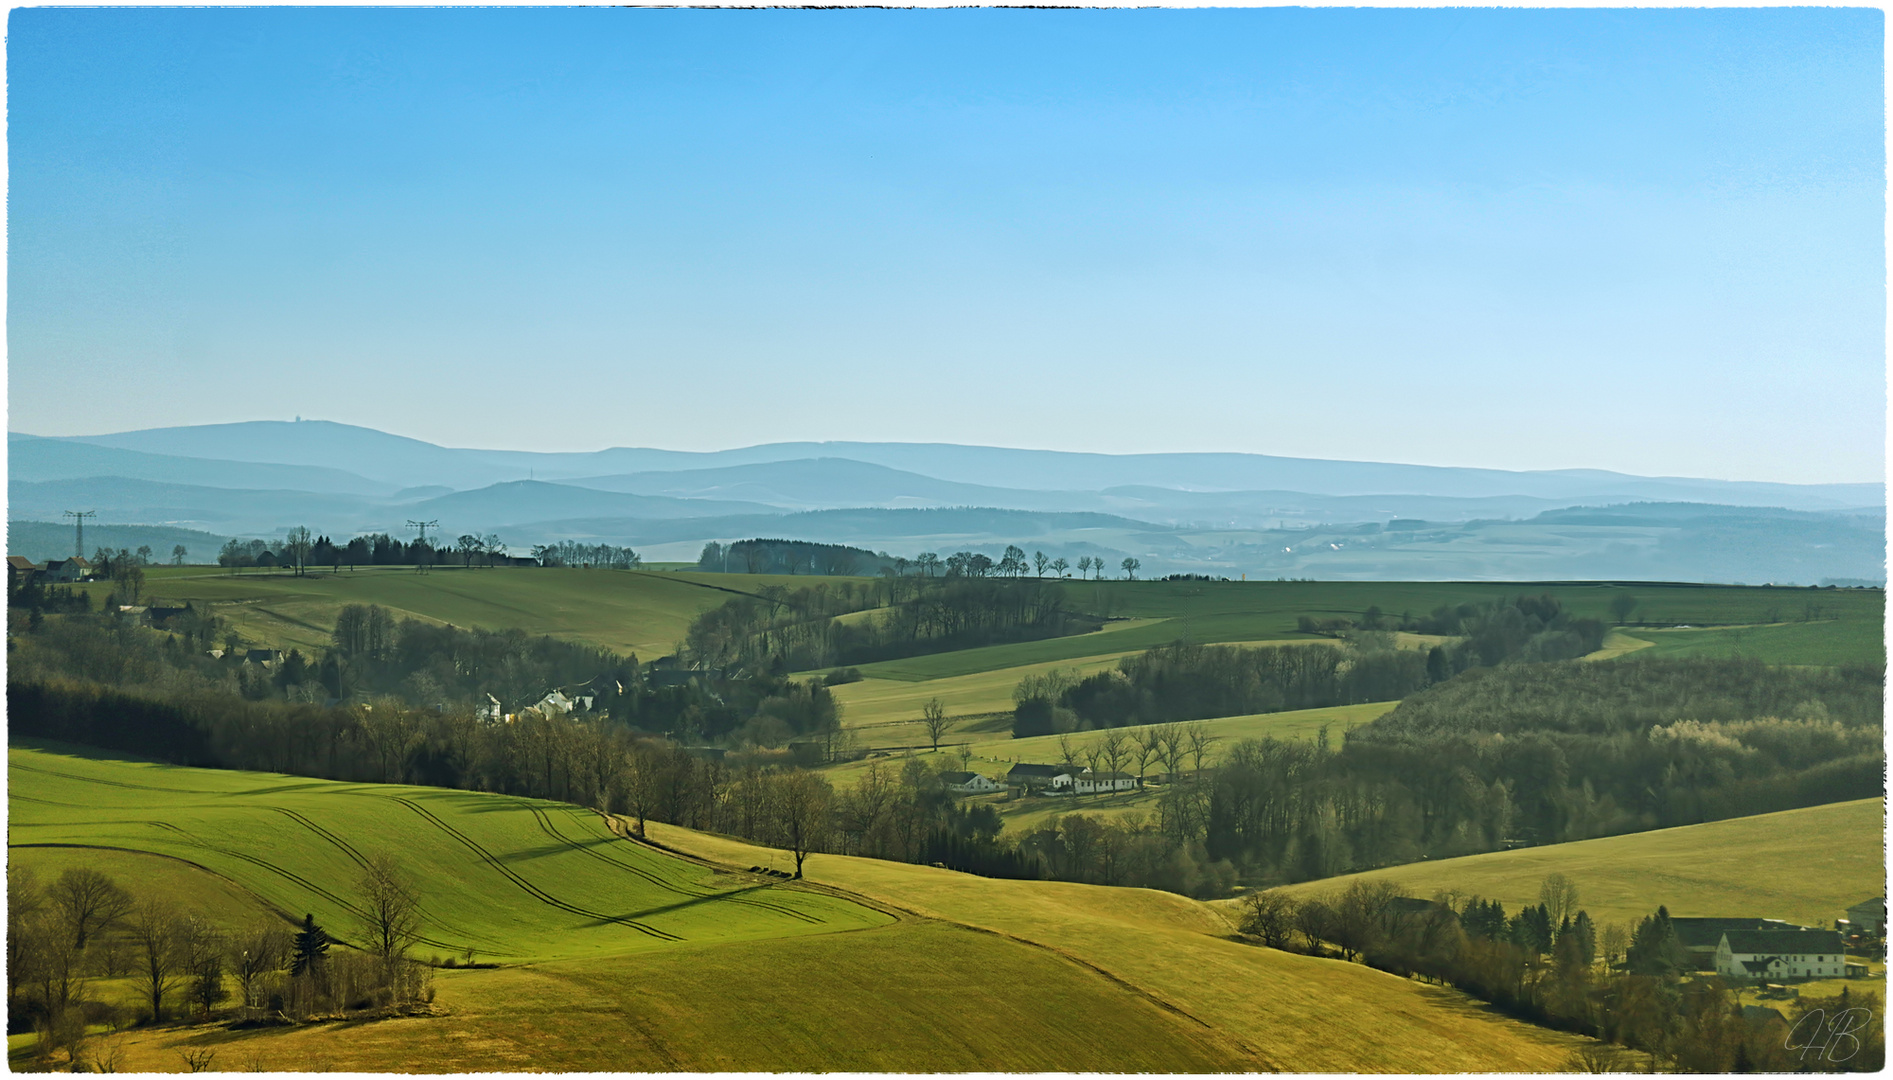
xmin=290 ymin=913 xmax=329 ymax=976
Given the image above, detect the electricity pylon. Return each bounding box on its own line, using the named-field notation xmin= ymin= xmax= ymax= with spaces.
xmin=63 ymin=510 xmax=95 ymax=559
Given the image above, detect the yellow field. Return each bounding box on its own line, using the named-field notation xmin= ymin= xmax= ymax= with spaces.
xmin=1266 ymin=798 xmax=1886 ymax=930
xmin=639 ymin=821 xmax=1597 ymax=1072
xmin=58 ymin=922 xmax=1242 ymax=1073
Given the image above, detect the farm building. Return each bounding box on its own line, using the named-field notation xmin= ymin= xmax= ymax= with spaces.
xmin=41 ymin=556 xmax=91 ymax=583
xmin=1007 ymin=763 xmax=1078 ymax=793
xmin=941 ymin=771 xmax=1002 ymax=795
xmin=1714 ymin=929 xmax=1846 ymax=981
xmin=7 ymin=556 xmax=39 ymax=591
xmin=1072 ymin=771 xmax=1139 ymax=795
xmin=1845 ymin=897 xmax=1885 ymax=934
xmin=1670 ymin=917 xmax=1814 ymax=970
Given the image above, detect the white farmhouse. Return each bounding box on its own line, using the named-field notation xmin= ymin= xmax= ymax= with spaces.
xmin=941 ymin=771 xmax=1001 ymax=795
xmin=1072 ymin=771 xmax=1139 ymax=795
xmin=1715 ymin=929 xmax=1846 ymax=981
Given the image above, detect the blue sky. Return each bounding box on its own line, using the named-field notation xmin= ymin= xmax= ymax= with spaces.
xmin=7 ymin=7 xmax=1884 ymax=484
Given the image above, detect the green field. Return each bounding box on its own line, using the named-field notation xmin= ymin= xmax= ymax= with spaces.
xmin=816 ymin=700 xmax=1397 ymax=797
xmin=1615 ymin=619 xmax=1885 ymax=667
xmin=8 ymin=739 xmax=1600 ymax=1072
xmin=119 ymin=570 xmax=1880 ymax=672
xmin=9 ymin=739 xmax=886 ymax=962
xmin=112 ymin=566 xmax=839 ymax=658
xmin=1267 ymin=797 xmax=1886 ymax=931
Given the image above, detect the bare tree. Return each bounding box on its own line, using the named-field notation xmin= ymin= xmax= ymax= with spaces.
xmin=1033 ymin=550 xmax=1050 ymax=578
xmin=230 ymin=922 xmax=291 ymax=1018
xmin=1184 ymin=722 xmax=1219 ymax=776
xmin=1135 ymin=727 xmax=1163 ymax=779
xmin=920 ymin=698 xmax=950 ymax=752
xmin=128 ymin=898 xmax=182 ymax=1022
xmin=171 ymin=544 xmax=188 ymax=566
xmin=357 ymin=853 xmax=423 ymax=982
xmin=1077 ymin=556 xmax=1094 ymax=580
xmin=175 ymin=916 xmax=228 ymax=1020
xmin=1099 ymin=728 xmax=1130 ymax=778
xmin=1240 ymin=889 xmax=1299 ymax=949
xmin=285 ymin=527 xmax=313 ymax=577
xmin=51 ymin=867 xmax=133 ymax=949
xmin=1156 ymin=724 xmax=1188 ymax=777
xmin=1052 ymin=557 xmax=1069 ymax=579
xmin=1540 ymin=872 xmax=1581 ymax=928
xmin=772 ymin=771 xmax=834 ymax=879
xmin=1120 ymin=556 xmax=1140 ymax=580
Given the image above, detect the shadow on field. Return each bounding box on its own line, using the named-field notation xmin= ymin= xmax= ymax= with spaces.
xmin=588 ymin=883 xmax=791 ymax=924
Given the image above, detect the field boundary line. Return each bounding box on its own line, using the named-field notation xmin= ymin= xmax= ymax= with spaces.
xmin=611 ymin=819 xmax=1266 ymax=1067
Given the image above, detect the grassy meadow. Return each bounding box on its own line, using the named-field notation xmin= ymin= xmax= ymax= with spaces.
xmin=119 ymin=569 xmax=1880 ymax=675
xmin=9 ymin=740 xmax=886 ymax=963
xmin=640 ymin=821 xmax=1597 ymax=1072
xmin=1265 ymin=797 xmax=1886 ymax=931
xmin=8 ymin=740 xmax=1602 ymax=1072
xmin=105 ymin=566 xmax=825 ymax=659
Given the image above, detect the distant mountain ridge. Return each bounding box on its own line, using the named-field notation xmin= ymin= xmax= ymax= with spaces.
xmin=7 ymin=420 xmax=1883 ymax=584
xmin=12 ymin=420 xmax=1880 ymax=509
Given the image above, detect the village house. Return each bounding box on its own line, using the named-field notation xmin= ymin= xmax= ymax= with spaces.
xmin=7 ymin=556 xmax=40 ymax=591
xmin=1713 ymin=928 xmax=1846 ymax=982
xmin=941 ymin=771 xmax=1002 ymax=796
xmin=41 ymin=556 xmax=91 ymax=583
xmin=1670 ymin=917 xmax=1814 ymax=970
xmin=1006 ymin=763 xmax=1080 ymax=794
xmin=1071 ymin=771 xmax=1139 ymax=795
xmin=1845 ymin=897 xmax=1885 ymax=935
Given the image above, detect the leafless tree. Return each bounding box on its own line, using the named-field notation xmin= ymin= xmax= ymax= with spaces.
xmin=230 ymin=922 xmax=291 ymax=1018
xmin=357 ymin=853 xmax=424 ymax=982
xmin=1184 ymin=722 xmax=1220 ymax=776
xmin=129 ymin=898 xmax=182 ymax=1023
xmin=51 ymin=867 xmax=133 ymax=949
xmin=1120 ymin=557 xmax=1140 ymax=580
xmin=175 ymin=915 xmax=228 ymax=1019
xmin=1052 ymin=557 xmax=1069 ymax=579
xmin=7 ymin=868 xmax=45 ymax=1013
xmin=772 ymin=771 xmax=833 ymax=879
xmin=1240 ymin=889 xmax=1299 ymax=949
xmin=1540 ymin=872 xmax=1581 ymax=928
xmin=1134 ymin=727 xmax=1162 ymax=778
xmin=1099 ymin=728 xmax=1130 ymax=778
xmin=285 ymin=527 xmax=313 ymax=576
xmin=921 ymin=697 xmax=950 ymax=752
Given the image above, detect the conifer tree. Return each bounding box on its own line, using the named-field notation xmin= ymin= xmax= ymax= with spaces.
xmin=290 ymin=913 xmax=329 ymax=977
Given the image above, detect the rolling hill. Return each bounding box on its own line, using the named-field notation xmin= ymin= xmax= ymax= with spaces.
xmin=10 ymin=740 xmax=1597 ymax=1072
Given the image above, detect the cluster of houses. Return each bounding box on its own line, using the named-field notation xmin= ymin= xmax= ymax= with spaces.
xmin=479 ymin=682 xmax=606 ymax=724
xmin=1680 ymin=896 xmax=1884 ymax=984
xmin=928 ymin=761 xmax=1151 ymax=798
xmin=7 ymin=555 xmax=92 ymax=587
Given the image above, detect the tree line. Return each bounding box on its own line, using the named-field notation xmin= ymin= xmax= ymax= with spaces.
xmin=685 ymin=577 xmax=1095 ymax=675
xmin=1239 ymin=875 xmax=1883 ymax=1072
xmin=7 ymin=859 xmax=433 ymax=1071
xmin=697 ymin=539 xmax=1143 ymax=581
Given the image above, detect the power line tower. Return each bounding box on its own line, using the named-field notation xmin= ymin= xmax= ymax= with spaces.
xmin=407 ymin=519 xmax=439 ymax=574
xmin=63 ymin=510 xmax=96 ymax=560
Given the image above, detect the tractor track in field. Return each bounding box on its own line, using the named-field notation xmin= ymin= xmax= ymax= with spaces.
xmin=527 ymin=806 xmax=823 ymax=925
xmin=93 ymin=815 xmax=476 ymax=954
xmin=385 ymin=795 xmax=681 ymax=942
xmin=10 ymin=761 xmax=207 ymax=795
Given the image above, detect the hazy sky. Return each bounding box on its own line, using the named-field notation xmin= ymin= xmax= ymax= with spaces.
xmin=7 ymin=7 xmax=1885 ymax=484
